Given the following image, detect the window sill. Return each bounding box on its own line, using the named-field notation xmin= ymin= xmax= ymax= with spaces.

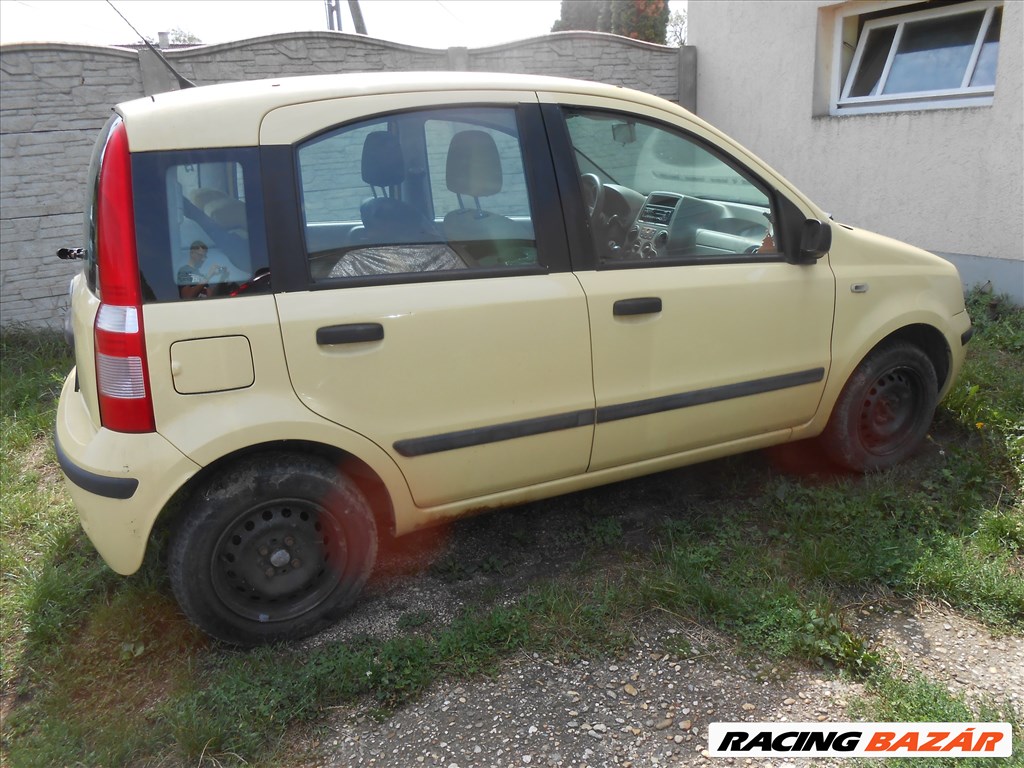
xmin=828 ymin=96 xmax=995 ymax=117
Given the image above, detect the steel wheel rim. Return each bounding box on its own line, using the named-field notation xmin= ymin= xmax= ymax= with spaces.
xmin=211 ymin=498 xmax=347 ymax=623
xmin=857 ymin=366 xmax=922 ymax=456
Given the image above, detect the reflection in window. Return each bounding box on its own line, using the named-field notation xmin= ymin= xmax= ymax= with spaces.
xmin=838 ymin=1 xmax=1001 ymax=113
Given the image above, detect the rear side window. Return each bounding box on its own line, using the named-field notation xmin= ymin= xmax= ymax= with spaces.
xmin=132 ymin=148 xmax=269 ymax=302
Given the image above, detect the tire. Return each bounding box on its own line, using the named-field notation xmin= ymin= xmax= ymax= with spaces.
xmin=168 ymin=452 xmax=377 ymax=645
xmin=821 ymin=341 xmax=938 ymax=472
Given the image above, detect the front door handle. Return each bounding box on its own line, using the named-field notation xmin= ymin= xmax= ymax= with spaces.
xmin=316 ymin=323 xmax=384 ymax=345
xmin=613 ymin=297 xmax=662 ymax=316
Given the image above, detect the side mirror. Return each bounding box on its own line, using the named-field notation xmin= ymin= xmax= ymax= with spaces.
xmin=798 ymin=219 xmax=831 ymax=262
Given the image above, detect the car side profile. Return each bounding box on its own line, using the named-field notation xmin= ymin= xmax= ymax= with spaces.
xmin=55 ymin=72 xmax=972 ymax=645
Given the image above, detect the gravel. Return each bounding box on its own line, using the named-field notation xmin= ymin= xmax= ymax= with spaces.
xmin=290 ymin=602 xmax=1020 ymax=767
xmin=282 ymin=459 xmax=1022 ymax=767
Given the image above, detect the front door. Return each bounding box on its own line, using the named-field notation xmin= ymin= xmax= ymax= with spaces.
xmin=550 ymin=102 xmax=835 ymax=471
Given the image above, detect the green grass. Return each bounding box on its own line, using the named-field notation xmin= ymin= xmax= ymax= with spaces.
xmin=850 ymin=668 xmax=1022 ymax=768
xmin=2 ymin=290 xmax=1022 ymax=766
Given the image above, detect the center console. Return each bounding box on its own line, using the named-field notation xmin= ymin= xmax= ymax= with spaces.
xmin=624 ymin=193 xmax=681 ymax=258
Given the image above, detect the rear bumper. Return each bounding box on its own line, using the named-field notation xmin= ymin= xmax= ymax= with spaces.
xmin=55 ymin=369 xmax=201 ymax=574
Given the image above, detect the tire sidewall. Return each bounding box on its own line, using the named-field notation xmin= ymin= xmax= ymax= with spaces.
xmin=824 ymin=342 xmax=939 ymax=472
xmin=168 ymin=453 xmax=377 ymax=645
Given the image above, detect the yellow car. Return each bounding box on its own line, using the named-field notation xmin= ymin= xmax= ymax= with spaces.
xmin=54 ymin=72 xmax=972 ymax=645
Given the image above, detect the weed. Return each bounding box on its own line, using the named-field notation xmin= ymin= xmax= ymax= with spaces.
xmin=850 ymin=667 xmax=1022 ymax=768
xmin=396 ymin=609 xmax=433 ymax=631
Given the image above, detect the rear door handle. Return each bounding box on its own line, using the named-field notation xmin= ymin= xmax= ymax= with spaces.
xmin=613 ymin=297 xmax=662 ymax=316
xmin=316 ymin=323 xmax=384 ymax=345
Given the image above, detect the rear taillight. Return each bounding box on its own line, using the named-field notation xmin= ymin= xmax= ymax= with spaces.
xmin=93 ymin=120 xmax=155 ymax=433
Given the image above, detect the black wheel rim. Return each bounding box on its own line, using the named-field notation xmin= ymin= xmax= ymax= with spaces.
xmin=857 ymin=365 xmax=923 ymax=456
xmin=211 ymin=499 xmax=347 ymax=623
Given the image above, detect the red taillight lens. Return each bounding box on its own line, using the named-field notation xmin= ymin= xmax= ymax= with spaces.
xmin=94 ymin=120 xmax=155 ymax=433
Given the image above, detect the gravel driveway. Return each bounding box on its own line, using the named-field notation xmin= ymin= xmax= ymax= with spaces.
xmin=283 ymin=457 xmax=1022 ymax=767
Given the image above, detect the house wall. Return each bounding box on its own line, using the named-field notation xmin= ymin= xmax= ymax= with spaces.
xmin=0 ymin=31 xmax=691 ymax=328
xmin=688 ymin=0 xmax=1023 ymax=302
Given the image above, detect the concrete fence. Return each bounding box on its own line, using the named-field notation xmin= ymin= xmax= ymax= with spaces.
xmin=0 ymin=31 xmax=695 ymax=328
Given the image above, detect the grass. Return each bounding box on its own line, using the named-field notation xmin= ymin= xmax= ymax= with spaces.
xmin=2 ymin=289 xmax=1022 ymax=766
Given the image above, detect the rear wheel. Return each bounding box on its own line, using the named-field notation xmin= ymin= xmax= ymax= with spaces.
xmin=168 ymin=452 xmax=376 ymax=645
xmin=821 ymin=342 xmax=938 ymax=472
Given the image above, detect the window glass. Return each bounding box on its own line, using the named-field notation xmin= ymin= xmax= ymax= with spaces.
xmin=132 ymin=147 xmax=268 ymax=303
xmin=849 ymin=26 xmax=897 ymax=97
xmin=296 ymin=107 xmax=538 ymax=282
xmin=565 ymin=109 xmax=778 ymax=264
xmin=883 ymin=12 xmax=984 ymax=94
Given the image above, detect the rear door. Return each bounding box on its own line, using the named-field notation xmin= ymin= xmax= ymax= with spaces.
xmin=263 ymin=93 xmax=595 ymax=508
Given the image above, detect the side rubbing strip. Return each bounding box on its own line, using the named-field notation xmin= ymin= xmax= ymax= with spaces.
xmin=54 ymin=429 xmax=139 ymax=500
xmin=394 ymin=368 xmax=825 ymax=458
xmin=394 ymin=410 xmax=594 ymax=457
xmin=596 ymin=368 xmax=826 ymax=424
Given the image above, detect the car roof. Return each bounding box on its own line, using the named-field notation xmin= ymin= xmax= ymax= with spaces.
xmin=116 ymin=71 xmax=687 ymax=151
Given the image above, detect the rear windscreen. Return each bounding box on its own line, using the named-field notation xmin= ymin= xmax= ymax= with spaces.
xmin=132 ymin=148 xmax=269 ymax=302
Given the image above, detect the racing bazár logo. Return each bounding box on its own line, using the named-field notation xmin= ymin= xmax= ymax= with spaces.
xmin=707 ymin=722 xmax=1012 ymax=758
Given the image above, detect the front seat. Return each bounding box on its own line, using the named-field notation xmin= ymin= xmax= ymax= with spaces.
xmin=359 ymin=131 xmax=437 ymax=243
xmin=443 ymin=130 xmax=532 ymax=249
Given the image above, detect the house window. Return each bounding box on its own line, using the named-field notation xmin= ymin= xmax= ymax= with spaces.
xmin=834 ymin=0 xmax=1001 ymax=114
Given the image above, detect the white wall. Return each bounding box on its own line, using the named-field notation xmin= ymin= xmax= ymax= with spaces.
xmin=689 ymin=0 xmax=1023 ymax=301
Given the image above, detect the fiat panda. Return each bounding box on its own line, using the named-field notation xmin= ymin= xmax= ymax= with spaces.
xmin=55 ymin=72 xmax=972 ymax=645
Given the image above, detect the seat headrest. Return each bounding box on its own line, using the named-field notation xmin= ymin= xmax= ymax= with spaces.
xmin=446 ymin=130 xmax=502 ymax=199
xmin=361 ymin=131 xmax=406 ymax=188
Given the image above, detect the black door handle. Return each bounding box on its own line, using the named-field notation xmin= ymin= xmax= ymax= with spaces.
xmin=316 ymin=323 xmax=384 ymax=345
xmin=613 ymin=297 xmax=662 ymax=316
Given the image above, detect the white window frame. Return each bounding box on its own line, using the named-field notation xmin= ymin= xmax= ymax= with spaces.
xmin=831 ymin=0 xmax=1002 ymax=116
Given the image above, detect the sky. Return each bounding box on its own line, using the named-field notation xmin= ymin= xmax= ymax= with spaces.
xmin=0 ymin=0 xmax=682 ymax=50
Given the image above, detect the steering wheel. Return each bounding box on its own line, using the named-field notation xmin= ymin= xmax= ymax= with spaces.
xmin=580 ymin=173 xmax=605 ymax=223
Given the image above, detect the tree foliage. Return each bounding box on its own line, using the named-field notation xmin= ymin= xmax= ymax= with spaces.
xmin=551 ymin=0 xmax=611 ymax=33
xmin=551 ymin=0 xmax=670 ymax=44
xmin=666 ymin=8 xmax=687 ymax=46
xmin=168 ymin=27 xmax=202 ymax=45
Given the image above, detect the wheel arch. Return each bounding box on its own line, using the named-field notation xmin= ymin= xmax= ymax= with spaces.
xmin=156 ymin=440 xmax=397 ymax=540
xmin=880 ymin=323 xmax=951 ymax=392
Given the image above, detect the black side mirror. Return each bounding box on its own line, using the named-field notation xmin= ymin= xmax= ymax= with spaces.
xmin=798 ymin=219 xmax=831 ymax=262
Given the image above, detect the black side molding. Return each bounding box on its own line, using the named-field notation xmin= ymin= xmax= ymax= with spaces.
xmin=316 ymin=323 xmax=385 ymax=346
xmin=961 ymin=326 xmax=974 ymax=346
xmin=54 ymin=429 xmax=139 ymax=500
xmin=394 ymin=367 xmax=826 ymax=458
xmin=394 ymin=409 xmax=594 ymax=457
xmin=614 ymin=297 xmax=663 ymax=316
xmin=596 ymin=368 xmax=826 ymax=424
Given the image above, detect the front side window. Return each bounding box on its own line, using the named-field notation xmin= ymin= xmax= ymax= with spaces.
xmin=297 ymin=107 xmax=539 ymax=283
xmin=564 ymin=109 xmax=779 ymax=265
xmin=132 ymin=148 xmax=268 ymax=302
xmin=836 ymin=0 xmax=1002 ymax=114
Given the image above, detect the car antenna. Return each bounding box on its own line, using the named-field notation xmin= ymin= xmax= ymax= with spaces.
xmin=106 ymin=0 xmax=196 ymax=89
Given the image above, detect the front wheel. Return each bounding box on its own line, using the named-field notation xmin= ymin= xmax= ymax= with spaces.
xmin=821 ymin=342 xmax=939 ymax=472
xmin=168 ymin=453 xmax=377 ymax=645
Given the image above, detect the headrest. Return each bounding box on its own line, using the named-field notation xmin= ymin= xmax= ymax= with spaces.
xmin=189 ymin=187 xmax=228 ymax=210
xmin=361 ymin=131 xmax=406 ymax=188
xmin=205 ymin=198 xmax=247 ymax=231
xmin=446 ymin=130 xmax=502 ymax=198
